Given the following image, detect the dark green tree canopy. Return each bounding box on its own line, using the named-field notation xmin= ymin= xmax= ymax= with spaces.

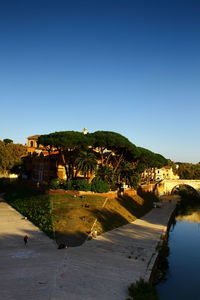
xmin=0 ymin=141 xmax=27 ymax=173
xmin=136 ymin=147 xmax=167 ymax=171
xmin=3 ymin=138 xmax=13 ymax=145
xmin=176 ymin=162 xmax=200 ymax=179
xmin=89 ymin=131 xmax=136 ymax=151
xmin=38 ymin=131 xmax=90 ymax=150
xmin=89 ymin=131 xmax=139 ymax=168
xmin=38 ymin=130 xmax=168 ymax=186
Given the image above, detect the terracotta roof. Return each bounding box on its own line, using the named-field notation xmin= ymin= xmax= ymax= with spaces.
xmin=27 ymin=135 xmax=40 ymax=140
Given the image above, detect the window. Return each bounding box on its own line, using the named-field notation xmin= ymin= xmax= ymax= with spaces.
xmin=30 ymin=141 xmax=34 ymax=147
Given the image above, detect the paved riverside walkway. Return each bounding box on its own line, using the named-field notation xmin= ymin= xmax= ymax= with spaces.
xmin=0 ymin=197 xmax=177 ymax=300
xmin=0 ymin=199 xmax=65 ymax=300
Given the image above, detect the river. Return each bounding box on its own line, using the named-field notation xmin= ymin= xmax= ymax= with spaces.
xmin=157 ymin=202 xmax=200 ymax=299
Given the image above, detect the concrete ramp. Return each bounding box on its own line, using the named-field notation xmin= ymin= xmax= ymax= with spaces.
xmin=0 ymin=199 xmax=176 ymax=300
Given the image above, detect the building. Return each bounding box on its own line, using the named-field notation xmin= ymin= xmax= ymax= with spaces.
xmin=141 ymin=166 xmax=179 ymax=184
xmin=154 ymin=166 xmax=179 ymax=181
xmin=25 ymin=135 xmax=63 ymax=182
xmin=25 ymin=134 xmax=91 ymax=182
xmin=30 ymin=153 xmax=65 ymax=182
xmin=26 ymin=135 xmax=43 ymax=155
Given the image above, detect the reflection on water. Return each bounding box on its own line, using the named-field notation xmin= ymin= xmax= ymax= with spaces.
xmin=176 ymin=210 xmax=200 ymax=223
xmin=157 ymin=203 xmax=200 ymax=300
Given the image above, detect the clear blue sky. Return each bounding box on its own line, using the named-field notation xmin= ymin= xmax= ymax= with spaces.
xmin=0 ymin=0 xmax=200 ymax=163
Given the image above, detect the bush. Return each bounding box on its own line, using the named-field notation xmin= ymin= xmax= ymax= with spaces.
xmin=127 ymin=278 xmax=159 ymax=300
xmin=71 ymin=179 xmax=91 ymax=191
xmin=91 ymin=179 xmax=109 ymax=193
xmin=49 ymin=178 xmax=110 ymax=193
xmin=49 ymin=178 xmax=91 ymax=191
xmin=62 ymin=180 xmax=73 ymax=190
xmin=49 ymin=178 xmax=62 ymax=190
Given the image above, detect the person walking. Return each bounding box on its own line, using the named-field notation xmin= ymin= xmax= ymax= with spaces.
xmin=24 ymin=235 xmax=28 ymax=246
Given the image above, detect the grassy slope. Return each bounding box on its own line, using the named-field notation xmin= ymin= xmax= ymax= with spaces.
xmin=4 ymin=183 xmax=157 ymax=246
xmin=51 ymin=192 xmax=156 ymax=246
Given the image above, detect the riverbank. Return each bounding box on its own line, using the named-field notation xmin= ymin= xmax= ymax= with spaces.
xmin=157 ymin=197 xmax=200 ymax=300
xmin=51 ymin=197 xmax=179 ymax=300
xmin=144 ymin=195 xmax=179 ymax=283
xmin=0 ymin=196 xmax=178 ymax=300
xmin=4 ymin=185 xmax=158 ymax=246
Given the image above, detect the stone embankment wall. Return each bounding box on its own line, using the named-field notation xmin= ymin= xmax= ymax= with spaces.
xmin=144 ymin=195 xmax=179 ymax=283
xmin=49 ymin=189 xmax=117 ymax=198
xmin=138 ymin=183 xmax=156 ymax=193
xmin=49 ymin=188 xmax=137 ymax=199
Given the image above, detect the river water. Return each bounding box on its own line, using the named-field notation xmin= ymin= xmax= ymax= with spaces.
xmin=157 ymin=203 xmax=200 ymax=299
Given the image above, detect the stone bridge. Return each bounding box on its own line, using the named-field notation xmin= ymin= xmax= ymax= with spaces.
xmin=155 ymin=179 xmax=200 ymax=196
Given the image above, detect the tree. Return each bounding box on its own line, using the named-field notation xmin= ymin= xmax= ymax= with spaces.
xmin=0 ymin=141 xmax=27 ymax=174
xmin=95 ymin=165 xmax=114 ymax=183
xmin=75 ymin=151 xmax=97 ymax=180
xmin=136 ymin=147 xmax=167 ymax=171
xmin=89 ymin=131 xmax=138 ymax=173
xmin=3 ymin=138 xmax=13 ymax=145
xmin=117 ymin=161 xmax=140 ymax=188
xmin=38 ymin=130 xmax=168 ymax=189
xmin=133 ymin=147 xmax=168 ymax=185
xmin=176 ymin=162 xmax=200 ymax=179
xmin=38 ymin=131 xmax=90 ymax=180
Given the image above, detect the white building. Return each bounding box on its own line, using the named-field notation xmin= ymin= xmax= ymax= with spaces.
xmin=141 ymin=166 xmax=179 ymax=183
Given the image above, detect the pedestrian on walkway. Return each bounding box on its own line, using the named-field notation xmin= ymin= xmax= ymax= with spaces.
xmin=24 ymin=235 xmax=28 ymax=246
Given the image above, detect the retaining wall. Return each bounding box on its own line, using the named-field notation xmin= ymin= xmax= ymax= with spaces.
xmin=49 ymin=188 xmax=137 ymax=199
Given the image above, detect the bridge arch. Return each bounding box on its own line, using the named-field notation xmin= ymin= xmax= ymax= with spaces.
xmin=171 ymin=184 xmax=199 ymax=195
xmin=155 ymin=180 xmax=200 ymax=196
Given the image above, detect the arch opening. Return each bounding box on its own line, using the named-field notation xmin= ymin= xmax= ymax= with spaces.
xmin=171 ymin=184 xmax=200 ymax=198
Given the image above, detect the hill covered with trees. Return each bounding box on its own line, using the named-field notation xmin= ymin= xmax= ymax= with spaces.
xmin=38 ymin=130 xmax=167 ymax=189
